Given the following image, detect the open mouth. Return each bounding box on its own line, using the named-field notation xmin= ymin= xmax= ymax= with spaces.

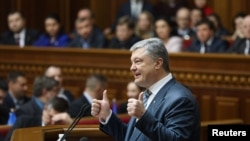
xmin=134 ymin=72 xmax=141 ymax=78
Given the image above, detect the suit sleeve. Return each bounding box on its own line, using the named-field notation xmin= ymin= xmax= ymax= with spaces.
xmin=100 ymin=113 xmax=128 ymax=141
xmin=135 ymin=97 xmax=198 ymax=141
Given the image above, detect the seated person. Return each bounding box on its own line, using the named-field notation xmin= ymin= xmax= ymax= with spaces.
xmin=187 ymin=19 xmax=229 ymax=53
xmin=4 ymin=97 xmax=72 ymax=141
xmin=135 ymin=11 xmax=155 ymax=39
xmin=231 ymin=12 xmax=247 ymax=40
xmin=108 ymin=16 xmax=141 ymax=49
xmin=190 ymin=8 xmax=205 ymax=33
xmin=1 ymin=11 xmax=40 ymax=47
xmin=69 ymin=74 xmax=107 ymax=118
xmin=3 ymin=71 xmax=30 ymax=112
xmin=68 ymin=17 xmax=105 ymax=48
xmin=15 ymin=76 xmax=59 ymax=117
xmin=194 ymin=0 xmax=213 ymax=16
xmin=118 ymin=81 xmax=144 ymax=114
xmin=227 ymin=15 xmax=250 ymax=55
xmin=155 ymin=17 xmax=183 ymax=53
xmin=176 ymin=7 xmax=196 ymax=40
xmin=33 ymin=13 xmax=70 ymax=47
xmin=44 ymin=66 xmax=74 ymax=103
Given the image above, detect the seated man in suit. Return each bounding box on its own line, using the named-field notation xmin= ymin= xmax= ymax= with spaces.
xmin=69 ymin=74 xmax=107 ymax=118
xmin=3 ymin=71 xmax=30 ymax=112
xmin=176 ymin=7 xmax=196 ymax=40
xmin=0 ymin=11 xmax=40 ymax=47
xmin=4 ymin=97 xmax=72 ymax=141
xmin=187 ymin=19 xmax=229 ymax=53
xmin=227 ymin=15 xmax=250 ymax=55
xmin=91 ymin=38 xmax=200 ymax=141
xmin=44 ymin=65 xmax=74 ymax=103
xmin=15 ymin=76 xmax=59 ymax=117
xmin=68 ymin=14 xmax=106 ymax=48
xmin=108 ymin=16 xmax=141 ymax=49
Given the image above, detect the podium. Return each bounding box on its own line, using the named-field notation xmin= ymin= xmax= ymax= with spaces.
xmin=11 ymin=125 xmax=115 ymax=141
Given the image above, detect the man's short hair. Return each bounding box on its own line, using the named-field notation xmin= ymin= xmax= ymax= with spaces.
xmin=130 ymin=38 xmax=170 ymax=72
xmin=117 ymin=16 xmax=135 ymax=30
xmin=85 ymin=74 xmax=107 ymax=90
xmin=33 ymin=76 xmax=58 ymax=97
xmin=47 ymin=97 xmax=69 ymax=113
xmin=8 ymin=10 xmax=25 ymax=19
xmin=196 ymin=19 xmax=216 ymax=31
xmin=7 ymin=71 xmax=26 ymax=84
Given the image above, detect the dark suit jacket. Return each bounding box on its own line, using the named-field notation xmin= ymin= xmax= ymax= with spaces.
xmin=4 ymin=115 xmax=41 ymax=141
xmin=15 ymin=98 xmax=42 ymax=118
xmin=108 ymin=34 xmax=141 ymax=49
xmin=100 ymin=78 xmax=200 ymax=141
xmin=0 ymin=105 xmax=9 ymax=125
xmin=69 ymin=95 xmax=91 ymax=118
xmin=227 ymin=37 xmax=247 ymax=54
xmin=68 ymin=27 xmax=105 ymax=48
xmin=187 ymin=36 xmax=229 ymax=53
xmin=0 ymin=28 xmax=40 ymax=46
xmin=2 ymin=92 xmax=30 ymax=111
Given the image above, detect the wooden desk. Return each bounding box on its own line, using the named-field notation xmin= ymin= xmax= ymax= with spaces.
xmin=0 ymin=46 xmax=250 ymax=123
xmin=11 ymin=125 xmax=114 ymax=141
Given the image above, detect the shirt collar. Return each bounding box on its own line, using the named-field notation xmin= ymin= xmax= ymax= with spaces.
xmin=205 ymin=36 xmax=214 ymax=46
xmin=33 ymin=97 xmax=44 ymax=110
xmin=148 ymin=73 xmax=173 ymax=96
xmin=83 ymin=92 xmax=93 ymax=104
xmin=8 ymin=91 xmax=18 ymax=104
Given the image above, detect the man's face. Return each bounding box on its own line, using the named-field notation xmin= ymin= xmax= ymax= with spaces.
xmin=191 ymin=9 xmax=202 ymax=26
xmin=45 ymin=18 xmax=60 ymax=37
xmin=46 ymin=68 xmax=63 ymax=87
xmin=196 ymin=24 xmax=213 ymax=43
xmin=116 ymin=24 xmax=133 ymax=42
xmin=0 ymin=89 xmax=6 ymax=105
xmin=242 ymin=17 xmax=250 ymax=39
xmin=77 ymin=9 xmax=92 ymax=21
xmin=8 ymin=13 xmax=25 ymax=33
xmin=176 ymin=9 xmax=190 ymax=29
xmin=44 ymin=86 xmax=59 ymax=103
xmin=9 ymin=76 xmax=28 ymax=99
xmin=194 ymin=0 xmax=207 ymax=8
xmin=76 ymin=20 xmax=93 ymax=39
xmin=130 ymin=48 xmax=158 ymax=88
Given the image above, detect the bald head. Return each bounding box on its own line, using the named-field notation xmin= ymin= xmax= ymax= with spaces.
xmin=176 ymin=7 xmax=191 ymax=29
xmin=77 ymin=8 xmax=94 ymax=21
xmin=243 ymin=15 xmax=250 ymax=39
xmin=45 ymin=66 xmax=63 ymax=87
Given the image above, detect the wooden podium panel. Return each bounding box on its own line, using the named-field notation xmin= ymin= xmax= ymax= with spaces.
xmin=11 ymin=125 xmax=114 ymax=141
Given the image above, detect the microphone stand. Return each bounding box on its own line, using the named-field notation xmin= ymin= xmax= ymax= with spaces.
xmin=60 ymin=104 xmax=90 ymax=141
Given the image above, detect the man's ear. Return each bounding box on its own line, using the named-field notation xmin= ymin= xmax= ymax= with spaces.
xmin=155 ymin=58 xmax=163 ymax=70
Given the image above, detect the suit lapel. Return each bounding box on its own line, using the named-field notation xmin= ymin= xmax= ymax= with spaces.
xmin=128 ymin=78 xmax=176 ymax=140
xmin=125 ymin=117 xmax=136 ymax=141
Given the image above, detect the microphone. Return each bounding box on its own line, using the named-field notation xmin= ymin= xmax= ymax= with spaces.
xmin=60 ymin=103 xmax=91 ymax=141
xmin=79 ymin=137 xmax=89 ymax=141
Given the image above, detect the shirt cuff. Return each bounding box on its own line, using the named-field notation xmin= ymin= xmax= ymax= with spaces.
xmin=99 ymin=110 xmax=112 ymax=125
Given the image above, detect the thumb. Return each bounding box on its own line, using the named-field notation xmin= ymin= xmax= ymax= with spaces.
xmin=102 ymin=90 xmax=109 ymax=102
xmin=138 ymin=92 xmax=144 ymax=102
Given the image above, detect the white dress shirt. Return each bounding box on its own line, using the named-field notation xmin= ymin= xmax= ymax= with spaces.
xmin=130 ymin=0 xmax=143 ymax=18
xmin=244 ymin=39 xmax=250 ymax=55
xmin=14 ymin=29 xmax=26 ymax=48
xmin=200 ymin=37 xmax=213 ymax=54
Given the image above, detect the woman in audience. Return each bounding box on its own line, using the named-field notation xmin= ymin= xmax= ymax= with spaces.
xmin=190 ymin=8 xmax=205 ymax=33
xmin=231 ymin=12 xmax=247 ymax=40
xmin=207 ymin=13 xmax=231 ymax=38
xmin=118 ymin=81 xmax=144 ymax=114
xmin=135 ymin=11 xmax=155 ymax=40
xmin=33 ymin=13 xmax=70 ymax=47
xmin=155 ymin=17 xmax=183 ymax=53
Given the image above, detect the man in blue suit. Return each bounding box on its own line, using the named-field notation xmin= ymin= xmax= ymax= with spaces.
xmin=187 ymin=19 xmax=229 ymax=53
xmin=91 ymin=38 xmax=200 ymax=141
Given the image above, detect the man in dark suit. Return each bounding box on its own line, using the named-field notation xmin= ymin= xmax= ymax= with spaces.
xmin=187 ymin=19 xmax=228 ymax=53
xmin=44 ymin=66 xmax=74 ymax=103
xmin=15 ymin=76 xmax=59 ymax=117
xmin=227 ymin=15 xmax=250 ymax=55
xmin=0 ymin=11 xmax=40 ymax=47
xmin=91 ymin=38 xmax=200 ymax=141
xmin=69 ymin=74 xmax=107 ymax=118
xmin=3 ymin=71 xmax=30 ymax=112
xmin=68 ymin=17 xmax=105 ymax=48
xmin=104 ymin=0 xmax=154 ymax=36
xmin=108 ymin=16 xmax=141 ymax=49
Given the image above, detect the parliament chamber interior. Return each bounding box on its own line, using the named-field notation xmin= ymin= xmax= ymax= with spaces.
xmin=0 ymin=0 xmax=250 ymax=141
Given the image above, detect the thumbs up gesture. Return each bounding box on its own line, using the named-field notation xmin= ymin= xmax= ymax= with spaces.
xmin=127 ymin=92 xmax=145 ymax=119
xmin=91 ymin=90 xmax=111 ymax=120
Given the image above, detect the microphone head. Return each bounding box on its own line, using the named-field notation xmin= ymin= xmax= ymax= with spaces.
xmin=79 ymin=137 xmax=89 ymax=141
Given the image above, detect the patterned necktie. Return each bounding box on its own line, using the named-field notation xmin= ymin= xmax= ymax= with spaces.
xmin=143 ymin=89 xmax=152 ymax=107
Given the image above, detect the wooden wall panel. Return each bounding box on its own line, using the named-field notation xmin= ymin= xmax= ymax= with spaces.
xmin=215 ymin=97 xmax=240 ymax=120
